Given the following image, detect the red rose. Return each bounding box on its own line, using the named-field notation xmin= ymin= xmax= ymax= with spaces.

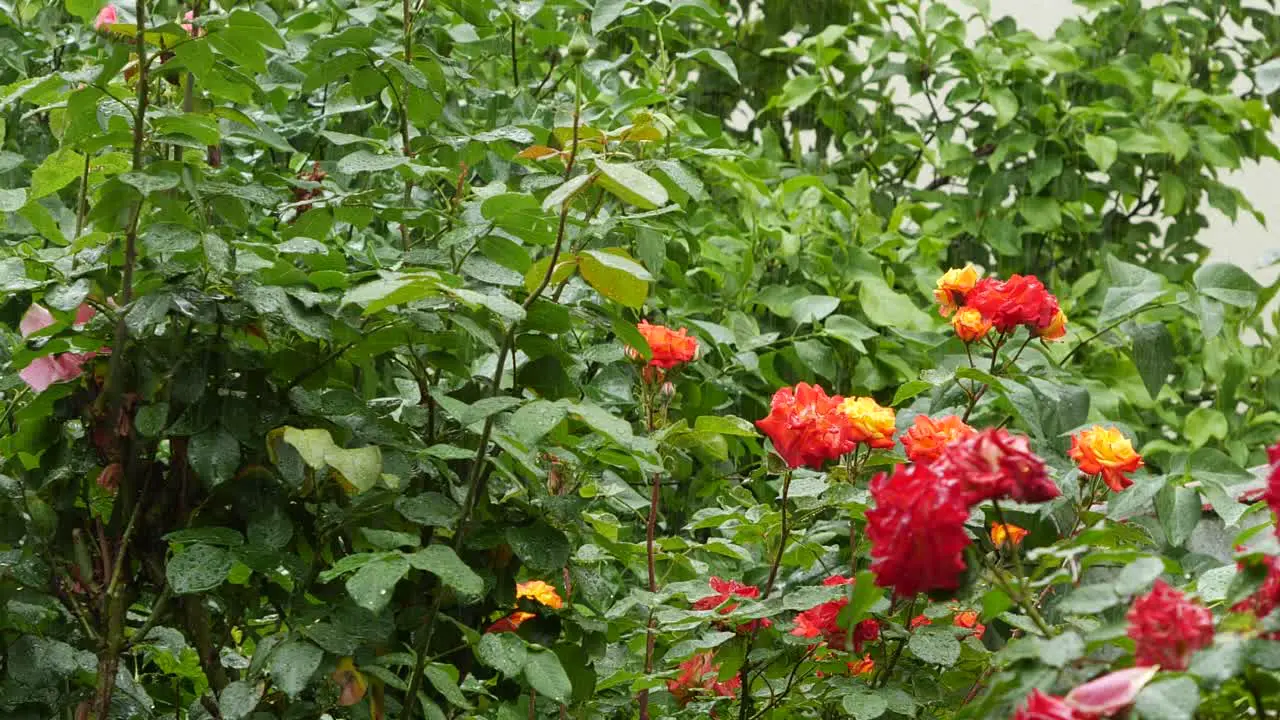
xmin=953 ymin=610 xmax=985 ymax=639
xmin=866 ymin=464 xmax=971 ymax=597
xmin=965 ymin=275 xmax=1060 ymax=332
xmin=666 ymin=652 xmax=740 ymax=706
xmin=1233 ymin=555 xmax=1280 ymax=622
xmin=1126 ymin=580 xmax=1214 ymax=670
xmin=790 ymin=595 xmax=879 ymax=652
xmin=755 ymin=383 xmax=857 ymax=469
xmin=693 ymin=577 xmax=770 ymax=632
xmin=934 ymin=428 xmax=1060 ymax=505
xmin=1013 ymin=690 xmax=1080 ymax=720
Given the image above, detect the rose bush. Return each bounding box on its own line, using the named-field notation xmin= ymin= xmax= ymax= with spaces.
xmin=0 ymin=0 xmax=1279 ymax=719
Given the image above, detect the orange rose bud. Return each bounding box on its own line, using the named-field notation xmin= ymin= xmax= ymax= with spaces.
xmin=331 ymin=657 xmax=369 ymax=706
xmin=486 ymin=611 xmax=536 ymax=633
xmin=838 ymin=396 xmax=897 ymax=450
xmin=951 ymin=306 xmax=993 ymax=343
xmin=516 ymin=580 xmax=564 ymax=609
xmin=1039 ymin=309 xmax=1068 ymax=341
xmin=990 ymin=522 xmax=1029 ymax=546
xmin=934 ymin=264 xmax=981 ymax=317
xmin=901 ymin=414 xmax=976 ymax=464
xmin=1069 ymin=425 xmax=1144 ymax=492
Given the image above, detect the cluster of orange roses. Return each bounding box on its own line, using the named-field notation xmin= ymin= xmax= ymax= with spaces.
xmin=935 ymin=265 xmax=1067 ymax=343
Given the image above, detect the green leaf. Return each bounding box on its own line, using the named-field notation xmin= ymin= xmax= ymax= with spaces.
xmin=842 ymin=689 xmax=888 ymax=720
xmin=677 ymin=48 xmax=739 ymax=83
xmin=791 ymin=295 xmax=840 ymax=324
xmin=1188 ymin=636 xmax=1244 ymax=688
xmin=770 ymin=73 xmax=824 ymax=111
xmin=1130 ymin=323 xmax=1174 ymax=398
xmin=271 ymin=640 xmax=323 ymax=698
xmin=478 ymin=632 xmax=529 ymax=677
xmin=1196 ymin=565 xmax=1237 ymax=603
xmin=1184 ymin=407 xmax=1228 ymax=447
xmin=218 ymin=681 xmax=262 ymax=720
xmin=858 ymin=275 xmax=932 ymax=331
xmin=1155 ymin=486 xmax=1200 ymax=548
xmin=65 ymin=0 xmax=102 ymax=20
xmin=524 ymin=647 xmax=572 ymax=703
xmin=325 ymin=445 xmax=382 ymax=492
xmin=30 ymin=148 xmax=85 ymax=200
xmin=1108 ymin=475 xmax=1168 ymax=520
xmin=591 ymin=0 xmax=628 ymax=34
xmin=345 ymin=554 xmax=410 ymax=612
xmin=406 ymin=545 xmax=483 ymax=598
xmin=893 ymin=380 xmax=932 ymax=406
xmin=579 ymin=249 xmax=652 ymax=308
xmin=0 ymin=187 xmax=26 ymax=212
xmin=908 ymin=626 xmax=960 ymax=667
xmin=541 ymin=173 xmax=593 ymax=210
xmin=119 ymin=171 xmax=180 ymax=195
xmin=1116 ymin=557 xmax=1165 ymax=596
xmin=506 ymin=523 xmax=571 ymax=573
xmin=1193 ymin=262 xmax=1260 ymax=308
xmin=396 ymin=493 xmax=461 ymax=529
xmin=988 ymin=87 xmax=1018 ymax=127
xmin=1134 ymin=677 xmax=1199 ymax=720
xmin=188 ymin=429 xmax=240 ymax=487
xmin=1058 ymin=584 xmax=1119 ymax=614
xmin=595 ymin=161 xmax=668 ymax=209
xmin=425 ymin=663 xmax=471 ymax=709
xmin=1084 ymin=135 xmax=1118 ymax=172
xmin=1159 ymin=173 xmax=1187 ymax=216
xmin=337 ymin=150 xmax=408 ymax=174
xmin=167 ymin=543 xmax=234 ymax=595
xmin=1037 ymin=631 xmax=1084 ymax=667
xmin=693 ymin=416 xmax=757 ymax=437
xmin=280 ymin=427 xmax=335 ymax=468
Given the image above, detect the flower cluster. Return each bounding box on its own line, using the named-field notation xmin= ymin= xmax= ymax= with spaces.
xmin=935 ymin=266 xmax=1066 ymax=343
xmin=693 ymin=577 xmax=771 ymax=632
xmin=666 ymin=652 xmax=740 ymax=706
xmin=1125 ymin=580 xmax=1214 ymax=670
xmin=866 ymin=464 xmax=973 ymax=597
xmin=1069 ymin=425 xmax=1144 ymax=492
xmin=790 ymin=575 xmax=880 ymax=652
xmin=18 ymin=303 xmax=102 ymax=393
xmin=756 ymin=384 xmax=896 ymax=469
xmin=867 ymin=428 xmax=1059 ymax=596
xmin=485 ymin=580 xmax=564 ymax=633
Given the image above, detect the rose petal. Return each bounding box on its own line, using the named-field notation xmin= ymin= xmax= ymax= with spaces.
xmin=1064 ymin=666 xmax=1160 ymax=716
xmin=20 ymin=304 xmax=56 ymax=338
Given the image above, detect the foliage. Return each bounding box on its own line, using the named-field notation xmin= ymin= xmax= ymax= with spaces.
xmin=0 ymin=0 xmax=1278 ymax=719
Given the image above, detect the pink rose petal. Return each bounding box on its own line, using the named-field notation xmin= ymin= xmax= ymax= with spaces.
xmin=73 ymin=303 xmax=97 ymax=328
xmin=94 ymin=4 xmax=118 ymax=30
xmin=20 ymin=357 xmax=65 ymax=392
xmin=1064 ymin=666 xmax=1160 ymax=717
xmin=20 ymin=304 xmax=55 ymax=338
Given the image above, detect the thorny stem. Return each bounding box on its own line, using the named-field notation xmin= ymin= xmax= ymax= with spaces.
xmin=872 ymin=597 xmax=915 ymax=688
xmin=971 ymin=546 xmax=1053 ymax=636
xmin=74 ymin=153 xmax=91 ymax=237
xmin=639 ymin=378 xmax=661 ymax=720
xmin=402 ymin=79 xmax=585 ymax=720
xmin=94 ymin=5 xmax=150 ymax=716
xmin=737 ymin=470 xmax=794 ymax=720
xmin=1059 ymin=302 xmax=1177 ymax=366
xmin=398 ymin=0 xmax=414 ymax=250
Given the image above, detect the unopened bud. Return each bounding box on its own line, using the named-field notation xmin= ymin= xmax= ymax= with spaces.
xmin=567 ymin=30 xmax=590 ymax=60
xmin=660 ymin=381 xmax=676 ymax=400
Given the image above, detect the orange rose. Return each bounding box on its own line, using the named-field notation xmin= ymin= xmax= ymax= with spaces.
xmin=1069 ymin=425 xmax=1144 ymax=492
xmin=1039 ymin=309 xmax=1068 ymax=341
xmin=516 ymin=579 xmax=564 ymax=609
xmin=628 ymin=320 xmax=698 ymax=369
xmin=756 ymin=384 xmax=857 ymax=469
xmin=839 ymin=396 xmax=897 ymax=449
xmin=902 ymin=414 xmax=976 ymax=464
xmin=951 ymin=306 xmax=992 ymax=343
xmin=848 ymin=655 xmax=875 ymax=676
xmin=953 ymin=610 xmax=985 ymax=639
xmin=331 ymin=657 xmax=368 ymax=706
xmin=934 ymin=265 xmax=981 ymax=317
xmin=486 ymin=611 xmax=536 ymax=633
xmin=990 ymin=522 xmax=1029 ymax=546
